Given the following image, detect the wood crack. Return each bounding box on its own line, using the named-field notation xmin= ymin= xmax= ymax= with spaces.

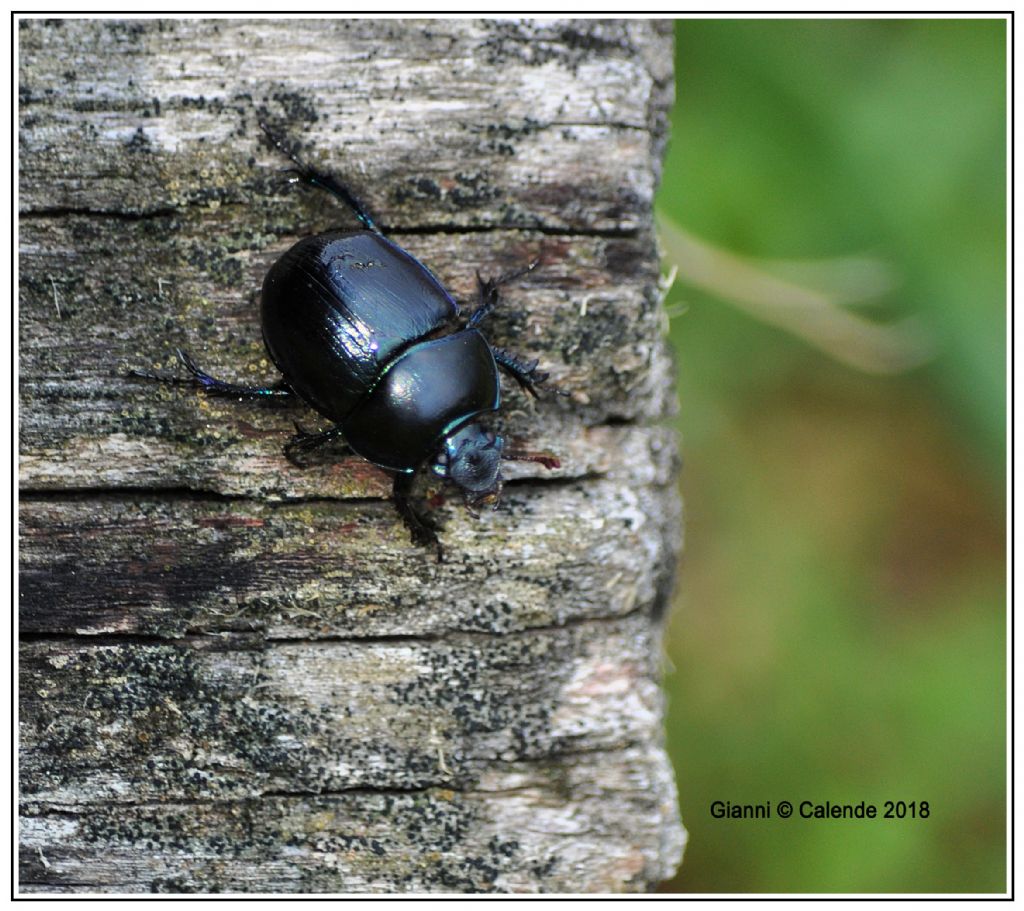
xmin=17 ymin=468 xmax=615 ymax=502
xmin=18 ymin=604 xmax=656 ymax=647
xmin=22 ymin=740 xmax=657 ymax=811
xmin=19 ymin=205 xmax=642 ymax=239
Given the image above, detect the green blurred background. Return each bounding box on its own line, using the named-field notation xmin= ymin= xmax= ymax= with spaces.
xmin=655 ymin=19 xmax=1006 ymax=893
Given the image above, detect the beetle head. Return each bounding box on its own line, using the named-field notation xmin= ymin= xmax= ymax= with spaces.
xmin=433 ymin=423 xmax=505 ymax=510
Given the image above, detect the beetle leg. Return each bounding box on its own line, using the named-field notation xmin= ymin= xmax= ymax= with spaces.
xmin=491 ymin=346 xmax=561 ymax=399
xmin=128 ymin=349 xmax=292 ymax=398
xmin=284 ymin=422 xmax=349 ymax=466
xmin=259 ymin=121 xmax=383 ymax=235
xmin=393 ymin=472 xmax=444 ymax=562
xmin=466 ymin=259 xmax=540 ymax=329
xmin=503 ymin=450 xmax=561 ymax=470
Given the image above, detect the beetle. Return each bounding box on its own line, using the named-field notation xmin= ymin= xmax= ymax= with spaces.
xmin=134 ymin=124 xmax=561 ymax=559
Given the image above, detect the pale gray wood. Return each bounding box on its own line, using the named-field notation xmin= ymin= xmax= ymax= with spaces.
xmin=19 ymin=17 xmax=684 ymax=893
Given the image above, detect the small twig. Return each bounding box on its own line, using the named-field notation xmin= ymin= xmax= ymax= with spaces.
xmin=657 ymin=213 xmax=934 ymax=374
xmin=49 ymin=278 xmax=62 ymax=319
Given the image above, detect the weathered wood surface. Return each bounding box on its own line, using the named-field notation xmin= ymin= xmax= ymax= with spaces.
xmin=19 ymin=18 xmax=684 ymax=893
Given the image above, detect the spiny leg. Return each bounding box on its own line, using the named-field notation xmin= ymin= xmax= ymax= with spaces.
xmin=284 ymin=422 xmax=349 ymax=466
xmin=259 ymin=121 xmax=382 ymax=234
xmin=491 ymin=346 xmax=553 ymax=399
xmin=129 ymin=348 xmax=292 ymax=398
xmin=469 ymin=260 xmax=567 ymax=399
xmin=467 ymin=259 xmax=539 ymax=329
xmin=393 ymin=471 xmax=443 ymax=562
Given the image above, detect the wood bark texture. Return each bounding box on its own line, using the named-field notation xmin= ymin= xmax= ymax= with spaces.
xmin=19 ymin=18 xmax=684 ymax=894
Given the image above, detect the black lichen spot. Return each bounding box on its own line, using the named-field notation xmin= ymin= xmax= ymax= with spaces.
xmin=126 ymin=127 xmax=151 ymax=152
xmin=449 ymin=172 xmax=500 ymax=208
xmin=393 ymin=176 xmax=442 ymax=205
xmin=266 ymin=89 xmax=319 ymax=125
xmin=478 ymin=20 xmax=634 ymax=75
xmin=182 ymin=239 xmax=245 ymax=287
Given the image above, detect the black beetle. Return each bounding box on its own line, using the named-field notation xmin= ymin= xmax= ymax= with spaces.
xmin=135 ymin=124 xmax=561 ymax=559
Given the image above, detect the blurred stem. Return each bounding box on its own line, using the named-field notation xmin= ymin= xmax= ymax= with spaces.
xmin=657 ymin=212 xmax=935 ymax=375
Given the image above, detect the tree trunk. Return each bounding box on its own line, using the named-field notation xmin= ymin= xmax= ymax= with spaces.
xmin=19 ymin=18 xmax=684 ymax=893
